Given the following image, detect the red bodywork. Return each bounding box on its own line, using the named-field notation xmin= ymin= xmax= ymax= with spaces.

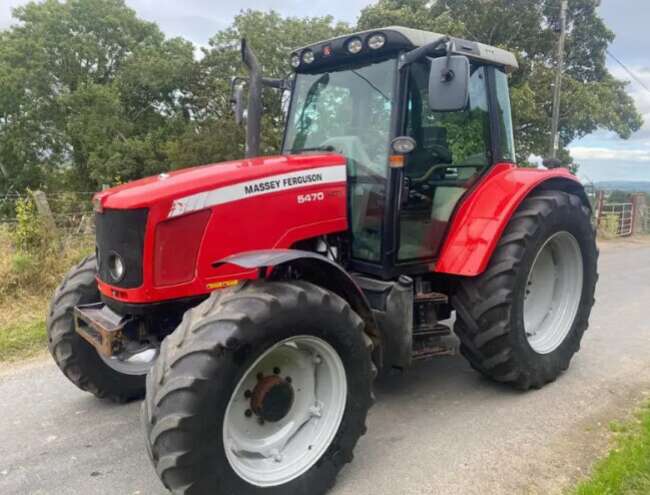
xmin=436 ymin=163 xmax=581 ymax=276
xmin=95 ymin=155 xmax=581 ymax=304
xmin=94 ymin=154 xmax=348 ymax=304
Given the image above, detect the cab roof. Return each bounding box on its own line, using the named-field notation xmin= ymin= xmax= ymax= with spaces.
xmin=292 ymin=25 xmax=518 ymax=72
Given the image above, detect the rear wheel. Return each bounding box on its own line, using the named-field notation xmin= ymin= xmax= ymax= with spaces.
xmin=143 ymin=280 xmax=374 ymax=495
xmin=47 ymin=255 xmax=151 ymax=402
xmin=453 ymin=190 xmax=598 ymax=390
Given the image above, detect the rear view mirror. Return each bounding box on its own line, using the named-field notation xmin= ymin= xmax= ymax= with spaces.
xmin=230 ymin=78 xmax=247 ymax=125
xmin=428 ymin=55 xmax=470 ymax=112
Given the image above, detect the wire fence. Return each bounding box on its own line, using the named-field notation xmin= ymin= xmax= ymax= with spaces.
xmin=0 ymin=191 xmax=96 ymax=235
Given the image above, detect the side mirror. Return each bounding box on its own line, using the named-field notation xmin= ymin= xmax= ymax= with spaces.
xmin=230 ymin=78 xmax=246 ymax=125
xmin=281 ymin=88 xmax=291 ymax=122
xmin=428 ymin=55 xmax=470 ymax=112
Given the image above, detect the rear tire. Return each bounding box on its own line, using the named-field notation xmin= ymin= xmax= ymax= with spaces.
xmin=142 ymin=280 xmax=374 ymax=495
xmin=47 ymin=255 xmax=146 ymax=402
xmin=453 ymin=190 xmax=598 ymax=390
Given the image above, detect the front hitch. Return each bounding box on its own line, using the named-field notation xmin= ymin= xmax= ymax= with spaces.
xmin=74 ymin=303 xmax=134 ymax=358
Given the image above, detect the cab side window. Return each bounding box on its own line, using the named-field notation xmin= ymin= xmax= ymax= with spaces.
xmin=398 ymin=62 xmax=490 ymax=261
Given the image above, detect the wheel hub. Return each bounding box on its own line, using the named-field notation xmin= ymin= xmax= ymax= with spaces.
xmin=250 ymin=375 xmax=295 ymax=423
xmin=223 ymin=335 xmax=348 ymax=487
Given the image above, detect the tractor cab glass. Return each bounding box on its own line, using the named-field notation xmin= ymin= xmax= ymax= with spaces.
xmin=398 ymin=60 xmax=492 ymax=260
xmin=284 ymin=58 xmax=397 ymax=261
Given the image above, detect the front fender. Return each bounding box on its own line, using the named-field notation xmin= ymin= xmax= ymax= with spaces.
xmin=215 ymin=249 xmax=380 ymax=345
xmin=435 ymin=163 xmax=587 ymax=277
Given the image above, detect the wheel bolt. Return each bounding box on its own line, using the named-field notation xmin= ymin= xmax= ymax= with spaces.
xmin=244 ymin=390 xmax=252 ymax=399
xmin=271 ymin=449 xmax=282 ymax=463
xmin=273 ymin=367 xmax=281 ymax=375
xmin=258 ymin=417 xmax=265 ymax=426
xmin=314 ymin=355 xmax=322 ymax=365
xmin=286 ymin=377 xmax=292 ymax=384
xmin=257 ymin=372 xmax=264 ymax=381
xmin=245 ymin=409 xmax=252 ymax=418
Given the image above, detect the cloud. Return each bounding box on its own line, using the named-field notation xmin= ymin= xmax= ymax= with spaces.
xmin=569 ymin=147 xmax=650 ymax=162
xmin=600 ymin=0 xmax=648 ymax=65
xmin=0 ymin=0 xmax=25 ymax=31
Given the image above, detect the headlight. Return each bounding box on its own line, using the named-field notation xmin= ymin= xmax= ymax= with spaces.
xmin=368 ymin=33 xmax=386 ymax=50
xmin=108 ymin=252 xmax=125 ymax=282
xmin=290 ymin=53 xmax=301 ymax=68
xmin=346 ymin=38 xmax=363 ymax=54
xmin=302 ymin=49 xmax=315 ymax=64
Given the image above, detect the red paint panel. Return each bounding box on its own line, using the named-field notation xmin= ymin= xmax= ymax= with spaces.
xmin=95 ymin=154 xmax=348 ymax=303
xmin=434 ymin=163 xmax=581 ymax=277
xmin=153 ymin=209 xmax=212 ymax=287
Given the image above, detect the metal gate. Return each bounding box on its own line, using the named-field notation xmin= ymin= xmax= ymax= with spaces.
xmin=599 ymin=202 xmax=634 ymax=237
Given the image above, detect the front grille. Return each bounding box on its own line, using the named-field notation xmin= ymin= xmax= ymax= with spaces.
xmin=95 ymin=208 xmax=148 ymax=289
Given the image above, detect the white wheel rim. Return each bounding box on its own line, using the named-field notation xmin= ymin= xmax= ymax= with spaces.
xmin=100 ymin=347 xmax=157 ymax=375
xmin=524 ymin=231 xmax=584 ymax=354
xmin=223 ymin=335 xmax=348 ymax=487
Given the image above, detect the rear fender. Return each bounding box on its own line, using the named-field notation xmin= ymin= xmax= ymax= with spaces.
xmin=435 ymin=164 xmax=589 ymax=277
xmin=215 ymin=250 xmax=382 ymax=359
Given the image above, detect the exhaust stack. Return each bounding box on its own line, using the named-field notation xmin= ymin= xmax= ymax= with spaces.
xmin=241 ymin=39 xmax=262 ymax=158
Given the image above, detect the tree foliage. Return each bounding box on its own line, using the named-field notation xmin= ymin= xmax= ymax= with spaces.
xmin=0 ymin=0 xmax=643 ymax=194
xmin=359 ymin=0 xmax=643 ymax=167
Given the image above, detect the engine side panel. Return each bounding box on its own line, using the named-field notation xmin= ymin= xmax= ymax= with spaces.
xmin=97 ymin=155 xmax=348 ymax=303
xmin=434 ymin=163 xmax=584 ymax=277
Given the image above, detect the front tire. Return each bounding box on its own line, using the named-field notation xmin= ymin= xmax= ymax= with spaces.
xmin=453 ymin=190 xmax=598 ymax=390
xmin=143 ymin=280 xmax=374 ymax=495
xmin=47 ymin=255 xmax=147 ymax=402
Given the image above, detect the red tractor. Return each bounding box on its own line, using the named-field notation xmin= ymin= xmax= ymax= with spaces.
xmin=47 ymin=27 xmax=597 ymax=495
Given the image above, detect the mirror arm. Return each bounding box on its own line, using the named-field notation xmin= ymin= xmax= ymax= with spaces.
xmin=261 ymin=77 xmax=287 ymax=90
xmin=229 ymin=76 xmax=247 ymax=102
xmin=399 ymin=36 xmax=450 ymax=70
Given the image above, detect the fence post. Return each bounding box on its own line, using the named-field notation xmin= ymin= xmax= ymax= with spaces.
xmin=630 ymin=193 xmax=646 ymax=236
xmin=30 ymin=190 xmax=59 ymax=238
xmin=595 ymin=190 xmax=605 ymax=228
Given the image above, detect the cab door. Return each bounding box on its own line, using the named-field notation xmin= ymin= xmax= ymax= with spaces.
xmin=397 ymin=61 xmax=514 ymax=263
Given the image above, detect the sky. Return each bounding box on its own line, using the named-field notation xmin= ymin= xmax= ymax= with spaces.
xmin=0 ymin=0 xmax=648 ymax=183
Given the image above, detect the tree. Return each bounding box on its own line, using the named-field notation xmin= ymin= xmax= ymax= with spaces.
xmin=0 ymin=0 xmax=198 ymax=191
xmin=358 ymin=0 xmax=643 ymax=168
xmin=197 ymin=10 xmax=351 ymax=156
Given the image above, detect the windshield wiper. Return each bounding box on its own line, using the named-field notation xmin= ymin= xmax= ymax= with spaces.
xmin=350 ymin=70 xmax=390 ymax=101
xmin=291 ymin=145 xmax=336 ymax=154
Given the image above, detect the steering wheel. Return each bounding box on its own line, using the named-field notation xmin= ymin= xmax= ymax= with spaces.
xmin=347 ymin=126 xmax=386 ymax=160
xmin=411 ymin=163 xmax=480 ymax=185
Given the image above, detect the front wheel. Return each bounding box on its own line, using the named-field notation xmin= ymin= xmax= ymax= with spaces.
xmin=47 ymin=255 xmax=151 ymax=402
xmin=453 ymin=190 xmax=598 ymax=390
xmin=143 ymin=280 xmax=374 ymax=495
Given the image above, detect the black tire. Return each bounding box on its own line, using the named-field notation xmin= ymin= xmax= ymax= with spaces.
xmin=453 ymin=190 xmax=598 ymax=390
xmin=47 ymin=255 xmax=146 ymax=402
xmin=142 ymin=280 xmax=374 ymax=495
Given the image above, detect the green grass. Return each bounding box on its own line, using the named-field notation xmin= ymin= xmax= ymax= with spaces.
xmin=0 ymin=319 xmax=48 ymax=362
xmin=573 ymin=402 xmax=650 ymax=495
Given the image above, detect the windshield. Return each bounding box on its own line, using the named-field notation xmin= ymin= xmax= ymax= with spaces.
xmin=283 ymin=58 xmax=397 ymax=261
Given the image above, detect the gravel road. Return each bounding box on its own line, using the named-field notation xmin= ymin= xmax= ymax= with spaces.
xmin=1 ymin=240 xmax=649 ymax=495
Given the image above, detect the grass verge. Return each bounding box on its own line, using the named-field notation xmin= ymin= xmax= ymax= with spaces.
xmin=573 ymin=401 xmax=650 ymax=495
xmin=0 ymin=223 xmax=93 ymax=364
xmin=0 ymin=319 xmax=47 ymax=362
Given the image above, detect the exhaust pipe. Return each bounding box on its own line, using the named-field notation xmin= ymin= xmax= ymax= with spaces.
xmin=240 ymin=39 xmax=262 ymax=158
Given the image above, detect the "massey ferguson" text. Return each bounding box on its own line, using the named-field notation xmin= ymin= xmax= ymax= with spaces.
xmin=243 ymin=173 xmax=323 ymax=195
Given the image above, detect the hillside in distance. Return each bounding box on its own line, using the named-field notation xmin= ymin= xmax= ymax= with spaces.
xmin=595 ymin=181 xmax=650 ymax=193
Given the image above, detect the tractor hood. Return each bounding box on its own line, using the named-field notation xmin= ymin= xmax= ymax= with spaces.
xmin=94 ymin=153 xmax=347 ymax=212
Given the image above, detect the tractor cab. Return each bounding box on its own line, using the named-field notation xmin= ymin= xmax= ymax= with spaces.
xmin=274 ymin=27 xmax=519 ymax=277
